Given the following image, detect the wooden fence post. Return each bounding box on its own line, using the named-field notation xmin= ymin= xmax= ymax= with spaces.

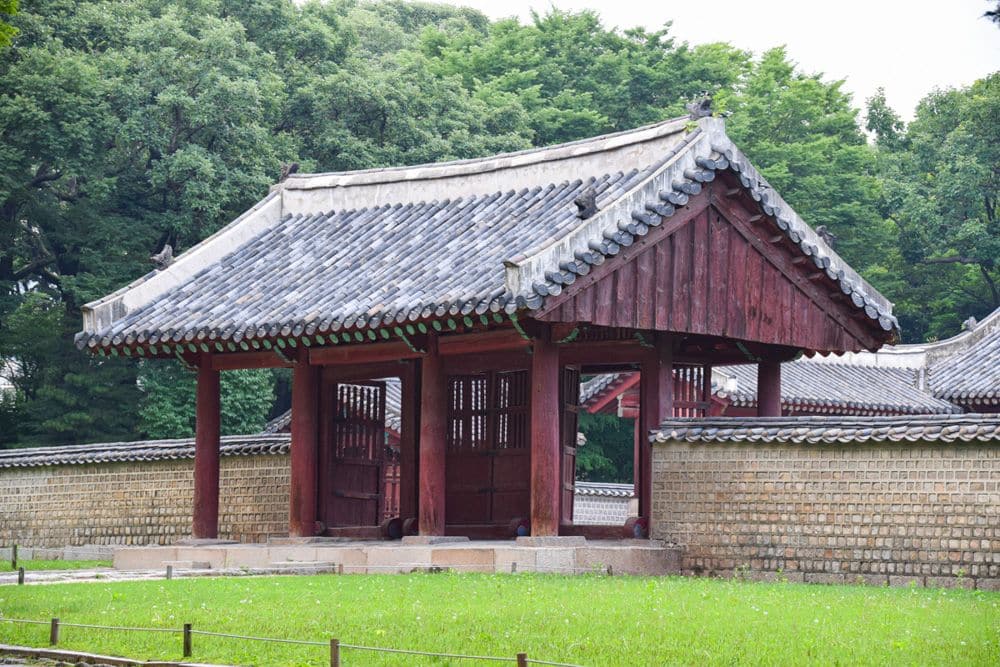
xmin=337 ymin=564 xmax=344 ymax=575
xmin=166 ymin=565 xmax=173 ymax=580
xmin=49 ymin=618 xmax=60 ymax=646
xmin=517 ymin=652 xmax=528 ymax=667
xmin=11 ymin=544 xmax=17 ymax=569
xmin=183 ymin=623 xmax=192 ymax=657
xmin=17 ymin=566 xmax=24 ymax=585
xmin=511 ymin=562 xmax=517 ymax=574
xmin=330 ymin=638 xmax=340 ymax=667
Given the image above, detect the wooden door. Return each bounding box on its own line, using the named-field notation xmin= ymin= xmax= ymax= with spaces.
xmin=445 ymin=370 xmax=530 ymax=525
xmin=560 ymin=366 xmax=581 ymax=524
xmin=319 ymin=382 xmax=386 ymax=527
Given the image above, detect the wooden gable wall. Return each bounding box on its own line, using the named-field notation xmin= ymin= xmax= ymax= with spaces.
xmin=536 ymin=177 xmax=881 ymax=353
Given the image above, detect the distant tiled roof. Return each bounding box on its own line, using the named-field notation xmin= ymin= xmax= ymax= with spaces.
xmin=0 ymin=434 xmax=290 ymax=469
xmin=574 ymin=481 xmax=635 ymax=498
xmin=717 ymin=362 xmax=959 ymax=415
xmin=579 ymin=373 xmax=625 ymax=407
xmin=653 ymin=414 xmax=1000 ymax=445
xmin=928 ymin=320 xmax=1000 ymax=405
xmin=78 ymin=116 xmax=896 ymax=354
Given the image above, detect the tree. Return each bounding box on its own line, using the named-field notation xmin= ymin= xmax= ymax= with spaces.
xmin=871 ymin=74 xmax=1000 ymax=340
xmin=0 ymin=0 xmax=16 ymax=49
xmin=138 ymin=362 xmax=276 ymax=439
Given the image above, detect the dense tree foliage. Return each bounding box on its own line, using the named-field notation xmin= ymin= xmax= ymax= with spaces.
xmin=0 ymin=0 xmax=996 ymax=449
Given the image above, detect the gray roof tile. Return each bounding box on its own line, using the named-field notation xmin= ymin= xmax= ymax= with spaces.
xmin=0 ymin=435 xmax=290 ymax=469
xmin=653 ymin=414 xmax=1000 ymax=444
xmin=78 ymin=117 xmax=897 ymax=352
xmin=928 ymin=325 xmax=1000 ymax=404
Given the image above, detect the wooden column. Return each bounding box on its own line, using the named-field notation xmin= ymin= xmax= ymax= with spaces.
xmin=418 ymin=334 xmax=446 ymax=535
xmin=192 ymin=360 xmax=221 ymax=539
xmin=757 ymin=360 xmax=782 ymax=416
xmin=530 ymin=327 xmax=561 ymax=536
xmin=639 ymin=337 xmax=673 ymax=522
xmin=289 ymin=350 xmax=319 ymax=537
xmin=399 ymin=359 xmax=420 ymax=521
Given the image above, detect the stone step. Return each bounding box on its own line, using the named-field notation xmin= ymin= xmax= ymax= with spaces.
xmin=163 ymin=560 xmax=211 ymax=570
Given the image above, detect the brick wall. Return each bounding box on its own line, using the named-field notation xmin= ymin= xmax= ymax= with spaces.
xmin=0 ymin=453 xmax=624 ymax=547
xmin=652 ymin=440 xmax=1000 ymax=589
xmin=0 ymin=455 xmax=290 ymax=548
xmin=572 ymin=495 xmax=637 ymax=525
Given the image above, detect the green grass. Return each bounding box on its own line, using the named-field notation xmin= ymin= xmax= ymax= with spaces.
xmin=1 ymin=574 xmax=997 ymax=666
xmin=0 ymin=559 xmax=111 ymax=572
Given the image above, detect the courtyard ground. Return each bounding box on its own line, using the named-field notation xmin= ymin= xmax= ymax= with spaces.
xmin=1 ymin=573 xmax=997 ymax=666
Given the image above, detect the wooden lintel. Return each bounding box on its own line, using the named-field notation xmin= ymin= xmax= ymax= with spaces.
xmin=309 ymin=341 xmax=421 ymax=366
xmin=438 ymin=329 xmax=529 ymax=356
xmin=211 ymin=350 xmax=293 ymax=371
xmin=558 ymin=339 xmax=647 ymax=366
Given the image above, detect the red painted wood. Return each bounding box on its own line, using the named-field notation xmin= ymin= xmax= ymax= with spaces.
xmin=757 ymin=361 xmax=782 ymax=416
xmin=193 ymin=361 xmax=220 ymax=539
xmin=707 ymin=209 xmax=729 ymax=335
xmin=745 ymin=248 xmax=763 ymax=342
xmin=438 ymin=329 xmax=530 ymax=356
xmin=560 ymin=366 xmax=581 ymax=524
xmin=310 ymin=341 xmax=420 ymax=366
xmin=530 ymin=328 xmax=561 ymax=536
xmin=211 ymin=351 xmax=292 ymax=371
xmin=418 ymin=334 xmax=447 ymax=535
xmin=690 ymin=209 xmax=710 ymax=333
xmin=616 ymin=259 xmax=636 ymax=328
xmin=653 ymin=239 xmax=672 ymax=331
xmin=672 ymin=222 xmax=692 ymax=332
xmin=398 ymin=360 xmax=419 ymax=521
xmin=638 ymin=339 xmax=672 ymax=523
xmin=636 ymin=246 xmax=655 ymax=330
xmin=537 ymin=179 xmax=888 ymax=354
xmin=289 ymin=353 xmax=319 ymax=537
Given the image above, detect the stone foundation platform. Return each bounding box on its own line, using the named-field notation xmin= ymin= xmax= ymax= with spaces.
xmin=113 ymin=538 xmax=681 ymax=575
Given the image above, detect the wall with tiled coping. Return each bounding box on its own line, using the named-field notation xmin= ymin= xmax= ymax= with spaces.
xmin=651 ymin=440 xmax=999 ymax=589
xmin=0 ymin=454 xmax=630 ymax=548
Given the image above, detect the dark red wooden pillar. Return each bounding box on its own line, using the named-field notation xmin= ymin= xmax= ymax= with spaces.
xmin=399 ymin=359 xmax=420 ymax=521
xmin=530 ymin=326 xmax=561 ymax=536
xmin=757 ymin=360 xmax=782 ymax=416
xmin=289 ymin=350 xmax=319 ymax=537
xmin=418 ymin=334 xmax=446 ymax=535
xmin=193 ymin=360 xmax=221 ymax=539
xmin=638 ymin=337 xmax=673 ymax=522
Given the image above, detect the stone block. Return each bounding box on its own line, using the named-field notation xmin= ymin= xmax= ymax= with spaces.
xmin=576 ymin=546 xmax=681 ymax=576
xmin=367 ymin=546 xmax=432 ymax=573
xmin=267 ymin=546 xmax=319 ymax=563
xmin=174 ymin=547 xmax=227 ymax=569
xmin=889 ymin=575 xmax=925 ymax=588
xmin=493 ymin=547 xmax=537 ymax=573
xmin=515 ymin=536 xmax=586 ymax=547
xmin=925 ymin=576 xmax=975 ymax=590
xmin=402 ymin=536 xmax=469 ymax=546
xmin=114 ymin=547 xmax=177 ymax=570
xmin=975 ymin=578 xmax=1000 ymax=591
xmin=534 ymin=547 xmax=576 ymax=573
xmin=431 ymin=548 xmax=495 ymax=572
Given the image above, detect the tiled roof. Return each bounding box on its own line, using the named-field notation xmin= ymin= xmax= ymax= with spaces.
xmin=579 ymin=373 xmax=625 ymax=407
xmin=928 ymin=320 xmax=1000 ymax=405
xmin=574 ymin=481 xmax=635 ymax=498
xmin=78 ymin=116 xmax=896 ymax=353
xmin=0 ymin=434 xmax=290 ymax=469
xmin=653 ymin=414 xmax=1000 ymax=444
xmin=717 ymin=362 xmax=959 ymax=415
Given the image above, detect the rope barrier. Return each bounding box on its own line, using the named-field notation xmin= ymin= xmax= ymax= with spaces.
xmin=339 ymin=643 xmax=515 ymax=661
xmin=1 ymin=616 xmax=587 ymax=665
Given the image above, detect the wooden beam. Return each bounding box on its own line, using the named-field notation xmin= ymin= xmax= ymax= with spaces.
xmin=193 ymin=360 xmax=220 ymax=539
xmin=211 ymin=350 xmax=292 ymax=371
xmin=289 ymin=349 xmax=319 ymax=537
xmin=309 ymin=341 xmax=421 ymax=366
xmin=530 ymin=326 xmax=561 ymax=536
xmin=418 ymin=334 xmax=446 ymax=535
xmin=757 ymin=360 xmax=782 ymax=417
xmin=398 ymin=359 xmax=419 ymax=521
xmin=438 ymin=329 xmax=529 ymax=356
xmin=638 ymin=336 xmax=672 ymax=523
xmin=559 ymin=339 xmax=647 ymax=366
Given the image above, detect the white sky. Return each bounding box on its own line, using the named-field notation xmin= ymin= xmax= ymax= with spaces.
xmin=430 ymin=0 xmax=1000 ymax=121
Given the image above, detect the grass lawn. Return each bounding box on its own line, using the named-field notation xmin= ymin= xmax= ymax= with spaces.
xmin=1 ymin=574 xmax=997 ymax=666
xmin=0 ymin=559 xmax=111 ymax=572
